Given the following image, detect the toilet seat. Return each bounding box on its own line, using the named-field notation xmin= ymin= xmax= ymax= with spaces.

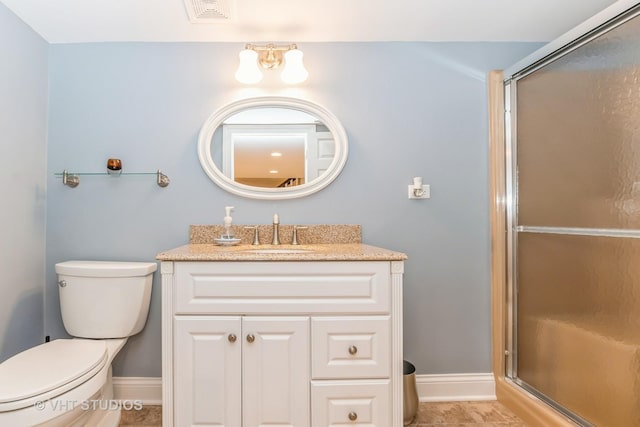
xmin=0 ymin=339 xmax=108 ymax=412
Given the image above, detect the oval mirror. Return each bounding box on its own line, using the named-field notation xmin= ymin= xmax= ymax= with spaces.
xmin=197 ymin=97 xmax=348 ymax=200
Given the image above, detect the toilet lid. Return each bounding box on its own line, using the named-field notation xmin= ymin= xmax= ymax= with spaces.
xmin=0 ymin=339 xmax=107 ymax=404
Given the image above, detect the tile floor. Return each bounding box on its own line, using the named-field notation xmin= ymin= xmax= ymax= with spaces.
xmin=408 ymin=401 xmax=528 ymax=426
xmin=119 ymin=405 xmax=161 ymax=426
xmin=119 ymin=401 xmax=528 ymax=426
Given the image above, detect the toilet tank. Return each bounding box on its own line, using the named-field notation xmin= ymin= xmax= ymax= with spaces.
xmin=55 ymin=261 xmax=157 ymax=339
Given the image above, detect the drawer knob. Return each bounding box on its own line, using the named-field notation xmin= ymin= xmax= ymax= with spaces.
xmin=228 ymin=334 xmax=237 ymax=343
xmin=246 ymin=334 xmax=255 ymax=343
xmin=348 ymin=411 xmax=358 ymax=421
xmin=348 ymin=345 xmax=358 ymax=355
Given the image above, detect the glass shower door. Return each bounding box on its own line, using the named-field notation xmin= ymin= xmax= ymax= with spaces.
xmin=507 ymin=6 xmax=640 ymax=426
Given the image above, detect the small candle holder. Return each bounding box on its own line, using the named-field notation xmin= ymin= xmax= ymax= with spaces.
xmin=107 ymin=158 xmax=122 ymax=176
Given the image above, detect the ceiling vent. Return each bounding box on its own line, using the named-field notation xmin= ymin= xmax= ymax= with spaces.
xmin=184 ymin=0 xmax=234 ymax=23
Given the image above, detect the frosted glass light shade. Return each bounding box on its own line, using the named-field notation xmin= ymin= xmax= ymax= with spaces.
xmin=235 ymin=49 xmax=263 ymax=84
xmin=281 ymin=49 xmax=308 ymax=84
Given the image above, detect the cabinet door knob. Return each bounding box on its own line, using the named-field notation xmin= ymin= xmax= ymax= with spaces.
xmin=348 ymin=345 xmax=358 ymax=355
xmin=246 ymin=334 xmax=255 ymax=343
xmin=348 ymin=411 xmax=358 ymax=421
xmin=228 ymin=333 xmax=237 ymax=343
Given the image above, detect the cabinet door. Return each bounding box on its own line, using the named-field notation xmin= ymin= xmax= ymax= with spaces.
xmin=243 ymin=316 xmax=310 ymax=427
xmin=174 ymin=316 xmax=241 ymax=427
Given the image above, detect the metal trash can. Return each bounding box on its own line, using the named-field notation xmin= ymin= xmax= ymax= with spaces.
xmin=403 ymin=360 xmax=419 ymax=425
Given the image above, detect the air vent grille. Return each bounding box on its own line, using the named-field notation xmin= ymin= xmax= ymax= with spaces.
xmin=184 ymin=0 xmax=233 ymax=22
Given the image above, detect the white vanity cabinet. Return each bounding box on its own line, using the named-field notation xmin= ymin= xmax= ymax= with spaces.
xmin=161 ymin=259 xmax=404 ymax=427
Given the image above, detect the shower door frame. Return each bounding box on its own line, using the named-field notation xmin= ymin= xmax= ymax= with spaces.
xmin=499 ymin=2 xmax=640 ymax=426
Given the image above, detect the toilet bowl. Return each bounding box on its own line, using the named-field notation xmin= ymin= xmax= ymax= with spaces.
xmin=0 ymin=260 xmax=156 ymax=426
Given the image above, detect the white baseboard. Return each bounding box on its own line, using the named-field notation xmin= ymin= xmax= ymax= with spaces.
xmin=113 ymin=377 xmax=162 ymax=405
xmin=417 ymin=373 xmax=496 ymax=402
xmin=113 ymin=373 xmax=496 ymax=406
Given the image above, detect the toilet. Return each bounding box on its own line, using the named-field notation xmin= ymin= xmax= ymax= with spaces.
xmin=0 ymin=260 xmax=156 ymax=427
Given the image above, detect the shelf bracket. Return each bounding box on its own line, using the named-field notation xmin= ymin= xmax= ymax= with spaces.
xmin=157 ymin=170 xmax=170 ymax=188
xmin=62 ymin=170 xmax=80 ymax=188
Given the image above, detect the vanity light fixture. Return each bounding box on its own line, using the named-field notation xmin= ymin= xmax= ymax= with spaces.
xmin=269 ymin=170 xmax=279 ymax=174
xmin=270 ymin=152 xmax=283 ymax=157
xmin=235 ymin=43 xmax=309 ymax=85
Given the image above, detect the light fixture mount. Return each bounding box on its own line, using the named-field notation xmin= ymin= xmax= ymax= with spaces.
xmin=245 ymin=43 xmax=298 ymax=70
xmin=235 ymin=43 xmax=308 ymax=85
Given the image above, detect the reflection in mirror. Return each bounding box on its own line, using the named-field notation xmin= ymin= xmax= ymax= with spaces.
xmin=211 ymin=108 xmax=335 ymax=188
xmin=197 ymin=97 xmax=348 ymax=200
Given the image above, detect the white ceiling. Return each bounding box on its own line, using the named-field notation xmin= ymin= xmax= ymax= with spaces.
xmin=0 ymin=0 xmax=621 ymax=44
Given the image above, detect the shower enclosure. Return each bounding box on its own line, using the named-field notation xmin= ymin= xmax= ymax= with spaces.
xmin=501 ymin=3 xmax=640 ymax=426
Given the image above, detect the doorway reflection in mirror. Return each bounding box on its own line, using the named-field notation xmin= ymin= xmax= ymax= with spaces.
xmin=211 ymin=107 xmax=335 ymax=188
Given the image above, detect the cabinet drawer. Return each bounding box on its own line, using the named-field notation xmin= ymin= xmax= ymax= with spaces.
xmin=312 ymin=316 xmax=390 ymax=379
xmin=174 ymin=262 xmax=390 ymax=314
xmin=311 ymin=380 xmax=390 ymax=426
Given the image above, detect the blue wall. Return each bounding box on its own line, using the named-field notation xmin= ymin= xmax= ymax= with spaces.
xmin=45 ymin=41 xmax=540 ymax=377
xmin=0 ymin=3 xmax=48 ymax=362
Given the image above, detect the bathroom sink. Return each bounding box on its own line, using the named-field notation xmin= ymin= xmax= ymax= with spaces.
xmin=241 ymin=248 xmax=314 ymax=254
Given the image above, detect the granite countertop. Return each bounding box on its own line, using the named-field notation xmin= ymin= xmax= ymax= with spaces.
xmin=156 ymin=243 xmax=407 ymax=262
xmin=157 ymin=223 xmax=407 ymax=261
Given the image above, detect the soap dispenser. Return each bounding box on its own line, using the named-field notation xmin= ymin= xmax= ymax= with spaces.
xmin=223 ymin=206 xmax=234 ymax=238
xmin=213 ymin=206 xmax=241 ymax=246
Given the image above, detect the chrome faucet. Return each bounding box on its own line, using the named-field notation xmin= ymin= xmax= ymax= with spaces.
xmin=271 ymin=214 xmax=280 ymax=245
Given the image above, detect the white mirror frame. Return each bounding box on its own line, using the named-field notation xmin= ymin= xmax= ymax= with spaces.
xmin=197 ymin=96 xmax=348 ymax=200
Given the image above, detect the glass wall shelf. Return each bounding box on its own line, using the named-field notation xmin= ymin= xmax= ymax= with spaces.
xmin=55 ymin=170 xmax=170 ymax=188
